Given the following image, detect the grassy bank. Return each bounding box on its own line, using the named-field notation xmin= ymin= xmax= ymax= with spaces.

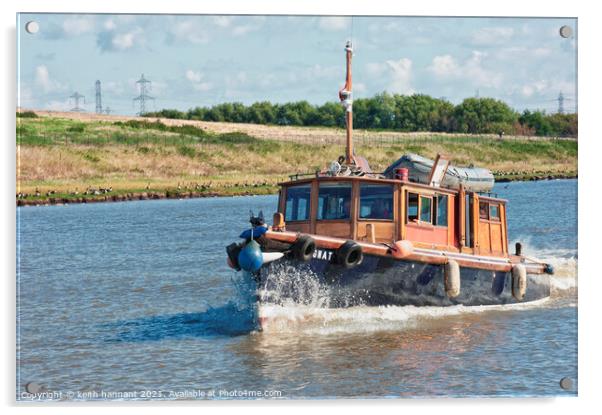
xmin=16 ymin=112 xmax=577 ymax=204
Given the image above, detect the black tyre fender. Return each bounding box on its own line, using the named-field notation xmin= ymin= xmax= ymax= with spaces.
xmin=292 ymin=235 xmax=316 ymax=262
xmin=336 ymin=240 xmax=363 ymax=269
xmin=226 ymin=242 xmax=242 ymax=271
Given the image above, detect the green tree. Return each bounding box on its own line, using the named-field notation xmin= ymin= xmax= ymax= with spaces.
xmin=247 ymin=101 xmax=276 ymax=124
xmin=141 ymin=93 xmax=576 ymax=137
xmin=519 ymin=110 xmax=553 ymax=136
xmin=453 ymin=98 xmax=518 ymax=133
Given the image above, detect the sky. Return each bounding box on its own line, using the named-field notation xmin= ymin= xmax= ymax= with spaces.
xmin=17 ymin=13 xmax=577 ymax=116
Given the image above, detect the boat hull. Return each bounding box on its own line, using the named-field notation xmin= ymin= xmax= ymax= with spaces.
xmin=257 ymin=249 xmax=550 ymax=308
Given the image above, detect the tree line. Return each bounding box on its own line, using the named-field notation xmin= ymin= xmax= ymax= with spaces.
xmin=144 ymin=93 xmax=577 ymax=138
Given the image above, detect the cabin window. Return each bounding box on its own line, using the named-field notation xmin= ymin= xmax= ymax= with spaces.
xmin=489 ymin=203 xmax=501 ymax=221
xmin=479 ymin=201 xmax=489 ymax=220
xmin=420 ymin=196 xmax=432 ymax=223
xmin=317 ymin=182 xmax=352 ymax=220
xmin=435 ymin=194 xmax=448 ymax=226
xmin=478 ymin=200 xmax=502 ymax=222
xmin=284 ymin=184 xmax=311 ymax=222
xmin=407 ymin=193 xmax=419 ymax=221
xmin=359 ymin=184 xmax=394 ymax=220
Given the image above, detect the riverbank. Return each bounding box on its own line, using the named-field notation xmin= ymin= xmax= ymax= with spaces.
xmin=16 ymin=173 xmax=577 ymax=207
xmin=17 ymin=111 xmax=577 ymax=206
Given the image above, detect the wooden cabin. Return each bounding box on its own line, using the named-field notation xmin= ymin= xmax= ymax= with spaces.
xmin=272 ymin=42 xmax=509 ymax=261
xmin=277 ymin=175 xmax=509 ymax=258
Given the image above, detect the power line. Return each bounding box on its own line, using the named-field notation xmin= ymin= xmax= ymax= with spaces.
xmin=556 ymin=91 xmax=575 ymax=114
xmin=133 ymin=73 xmax=155 ymax=116
xmin=69 ymin=92 xmax=86 ymax=112
xmin=545 ymin=91 xmax=574 ymax=114
xmin=95 ymin=80 xmax=103 ymax=114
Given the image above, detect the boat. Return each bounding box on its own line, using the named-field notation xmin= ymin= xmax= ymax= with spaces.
xmin=226 ymin=41 xmax=554 ymax=329
xmin=383 ymin=153 xmax=495 ymax=193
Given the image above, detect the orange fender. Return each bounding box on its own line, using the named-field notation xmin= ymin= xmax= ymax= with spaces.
xmin=391 ymin=240 xmax=414 ymax=259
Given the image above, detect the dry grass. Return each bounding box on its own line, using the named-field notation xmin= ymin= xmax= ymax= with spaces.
xmin=16 ymin=111 xmax=577 ymax=196
xmin=23 ymin=109 xmax=571 ymax=143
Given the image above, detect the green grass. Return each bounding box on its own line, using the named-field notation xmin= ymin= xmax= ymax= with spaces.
xmin=16 ymin=117 xmax=262 ymax=147
xmin=16 ymin=183 xmax=279 ymax=203
xmin=16 ymin=115 xmax=577 ymax=202
xmin=177 ymin=145 xmax=196 ymax=158
xmin=17 ymin=111 xmax=39 ymax=118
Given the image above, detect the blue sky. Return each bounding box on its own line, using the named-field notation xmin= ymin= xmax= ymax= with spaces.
xmin=17 ymin=14 xmax=577 ymax=115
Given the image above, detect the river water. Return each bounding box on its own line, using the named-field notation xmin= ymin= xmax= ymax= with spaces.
xmin=16 ymin=179 xmax=577 ymax=400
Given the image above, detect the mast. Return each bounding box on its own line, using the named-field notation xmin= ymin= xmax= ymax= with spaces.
xmin=339 ymin=41 xmax=354 ymax=165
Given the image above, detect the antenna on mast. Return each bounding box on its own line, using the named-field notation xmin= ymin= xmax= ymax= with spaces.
xmin=339 ymin=40 xmax=354 ymax=165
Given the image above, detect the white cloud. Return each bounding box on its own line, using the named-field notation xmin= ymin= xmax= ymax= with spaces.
xmin=364 ymin=59 xmax=414 ymax=94
xmin=427 ymin=55 xmax=459 ymax=77
xmin=62 ymin=17 xmax=95 ymax=36
xmin=232 ymin=25 xmax=254 ymax=36
xmin=318 ymin=16 xmax=351 ymax=31
xmin=97 ymin=27 xmax=145 ymax=52
xmin=34 ymin=65 xmax=51 ymax=91
xmin=521 ymin=80 xmax=548 ymax=97
xmin=471 ymin=27 xmax=515 ymax=45
xmin=213 ymin=16 xmax=233 ymax=28
xmin=428 ymin=51 xmax=502 ymax=88
xmin=34 ymin=65 xmax=63 ymax=93
xmin=521 ymin=85 xmax=535 ymax=97
xmin=112 ymin=31 xmax=137 ymax=50
xmin=231 ymin=17 xmax=265 ymax=37
xmin=168 ymin=20 xmax=209 ymax=44
xmin=185 ymin=70 xmax=203 ymax=83
xmin=533 ymin=47 xmax=552 ymax=57
xmin=185 ymin=70 xmax=213 ymax=92
xmin=463 ymin=51 xmax=502 ymax=88
xmin=385 ymin=58 xmax=414 ymax=94
xmin=103 ymin=19 xmax=117 ymax=31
